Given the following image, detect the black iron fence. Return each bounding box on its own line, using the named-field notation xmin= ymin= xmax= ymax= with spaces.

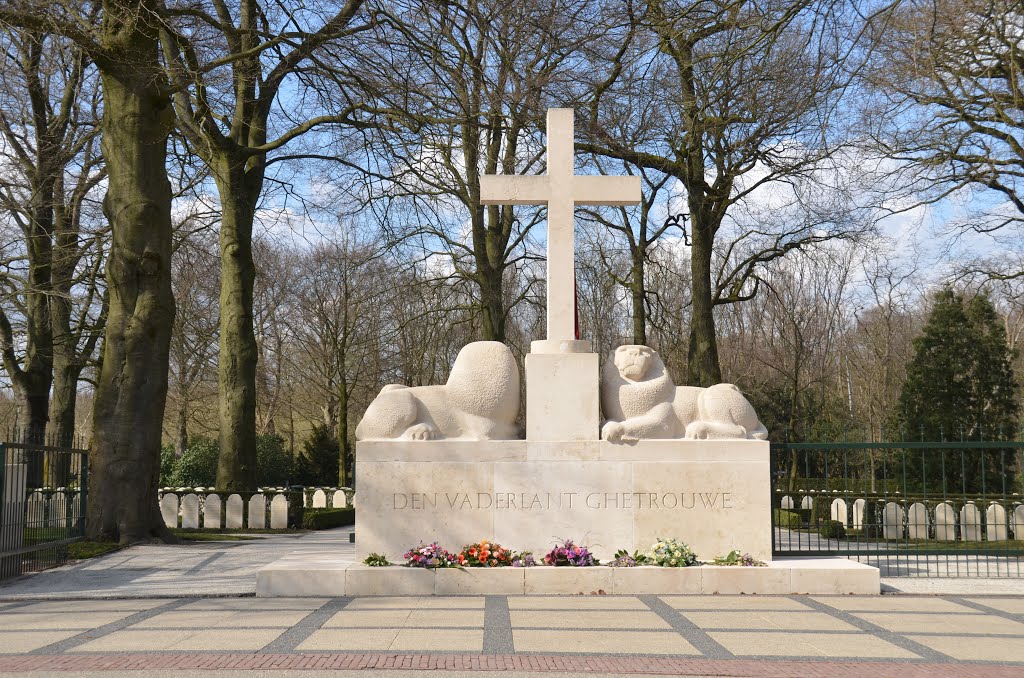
xmin=771 ymin=438 xmax=1024 ymax=577
xmin=1 ymin=431 xmax=88 ymax=580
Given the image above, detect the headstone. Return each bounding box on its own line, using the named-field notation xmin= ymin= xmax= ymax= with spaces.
xmin=800 ymin=495 xmax=813 ymax=510
xmin=332 ymin=489 xmax=347 ymax=508
xmin=883 ymin=502 xmax=904 ymax=539
xmin=203 ymin=494 xmax=222 ymax=529
xmin=248 ymin=493 xmax=266 ymax=529
xmin=50 ymin=491 xmax=68 ymax=529
xmin=270 ymin=494 xmax=288 ymax=529
xmin=160 ymin=493 xmax=179 ymax=528
xmin=907 ymin=502 xmax=929 ymax=540
xmin=181 ymin=493 xmax=200 ymax=529
xmin=226 ymin=494 xmax=244 ymax=529
xmin=986 ymin=503 xmax=1008 ymax=541
xmin=830 ymin=498 xmax=848 ymax=526
xmin=852 ymin=498 xmax=866 ymax=529
xmin=312 ymin=489 xmax=326 ymax=508
xmin=934 ymin=502 xmax=957 ymax=540
xmin=26 ymin=490 xmax=45 ymax=528
xmin=1012 ymin=504 xmax=1024 ymax=539
xmin=960 ymin=502 xmax=982 ymax=542
xmin=302 ymin=490 xmax=308 ymax=507
xmin=780 ymin=495 xmax=794 ymax=509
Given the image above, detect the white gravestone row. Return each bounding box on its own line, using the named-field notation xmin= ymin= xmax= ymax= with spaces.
xmin=158 ymin=491 xmax=295 ymax=530
xmin=780 ymin=495 xmax=794 ymax=509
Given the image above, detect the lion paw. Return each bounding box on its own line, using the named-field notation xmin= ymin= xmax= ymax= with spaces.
xmin=403 ymin=423 xmax=437 ymax=440
xmin=601 ymin=421 xmax=624 ymax=442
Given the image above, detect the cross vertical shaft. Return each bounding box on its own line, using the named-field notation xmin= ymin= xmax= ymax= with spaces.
xmin=480 ymin=109 xmax=640 ymax=351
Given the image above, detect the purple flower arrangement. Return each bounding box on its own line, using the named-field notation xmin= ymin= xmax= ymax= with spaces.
xmin=403 ymin=541 xmax=460 ymax=568
xmin=543 ymin=538 xmax=598 ymax=566
xmin=511 ymin=552 xmax=536 ymax=567
xmin=712 ymin=549 xmax=767 ymax=567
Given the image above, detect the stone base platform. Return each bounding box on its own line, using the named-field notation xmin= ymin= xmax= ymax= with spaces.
xmin=256 ymin=555 xmax=879 ymax=597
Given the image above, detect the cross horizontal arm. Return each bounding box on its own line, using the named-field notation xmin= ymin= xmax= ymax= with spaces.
xmin=480 ymin=175 xmax=550 ymax=205
xmin=571 ymin=175 xmax=642 ymax=206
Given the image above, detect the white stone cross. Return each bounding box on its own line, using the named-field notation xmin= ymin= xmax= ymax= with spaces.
xmin=480 ymin=109 xmax=641 ymax=349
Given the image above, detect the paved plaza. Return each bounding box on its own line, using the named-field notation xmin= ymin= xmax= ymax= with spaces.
xmin=0 ymin=529 xmax=1022 ymax=675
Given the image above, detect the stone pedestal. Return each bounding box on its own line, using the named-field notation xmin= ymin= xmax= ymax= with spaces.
xmin=355 ymin=439 xmax=771 ymax=563
xmin=526 ymin=353 xmax=600 ymax=441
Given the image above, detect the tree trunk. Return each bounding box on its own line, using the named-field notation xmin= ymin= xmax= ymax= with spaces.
xmin=87 ymin=15 xmax=176 ymax=543
xmin=686 ymin=218 xmax=722 ymax=386
xmin=49 ymin=361 xmax=80 ymax=446
xmin=175 ymin=402 xmax=188 ymax=459
xmin=630 ymin=250 xmax=646 ymax=346
xmin=214 ymin=160 xmax=260 ymax=492
xmin=337 ymin=362 xmax=350 ymax=487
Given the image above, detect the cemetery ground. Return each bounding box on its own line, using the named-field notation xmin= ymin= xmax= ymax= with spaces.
xmin=0 ymin=529 xmax=1022 ymax=675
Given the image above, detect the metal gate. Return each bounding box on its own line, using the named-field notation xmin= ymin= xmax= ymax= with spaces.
xmin=771 ymin=439 xmax=1024 ymax=577
xmin=0 ymin=432 xmax=88 ymax=580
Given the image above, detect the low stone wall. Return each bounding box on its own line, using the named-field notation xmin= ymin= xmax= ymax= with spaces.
xmin=156 ymin=486 xmax=354 ymax=530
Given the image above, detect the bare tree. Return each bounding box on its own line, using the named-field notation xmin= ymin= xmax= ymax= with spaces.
xmin=582 ymin=0 xmax=872 ymax=386
xmin=157 ymin=0 xmax=373 ymax=491
xmin=0 ymin=0 xmax=178 ymax=542
xmin=363 ymin=0 xmax=608 ymax=346
xmin=865 ymin=0 xmax=1024 ymax=251
xmin=0 ymin=28 xmax=106 ymax=440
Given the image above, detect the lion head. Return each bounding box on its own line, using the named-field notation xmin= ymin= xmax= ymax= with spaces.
xmin=613 ymin=345 xmax=655 ymax=381
xmin=602 ymin=345 xmax=675 ymax=422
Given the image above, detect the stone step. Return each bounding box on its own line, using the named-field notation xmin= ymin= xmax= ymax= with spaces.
xmin=256 ymin=557 xmax=879 ymax=597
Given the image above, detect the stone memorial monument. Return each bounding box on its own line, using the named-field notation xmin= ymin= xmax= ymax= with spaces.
xmin=354 ymin=109 xmax=771 ymax=564
xmin=257 ymin=108 xmax=879 ymax=596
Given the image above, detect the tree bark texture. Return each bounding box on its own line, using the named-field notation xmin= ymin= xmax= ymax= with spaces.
xmin=87 ymin=1 xmax=175 ymax=542
xmin=214 ymin=159 xmax=260 ymax=492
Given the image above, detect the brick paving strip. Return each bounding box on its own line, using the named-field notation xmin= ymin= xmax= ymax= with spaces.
xmin=0 ymin=653 xmax=1021 ymax=676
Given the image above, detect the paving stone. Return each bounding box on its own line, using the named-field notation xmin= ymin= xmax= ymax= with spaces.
xmin=905 ymin=634 xmax=1024 ymax=662
xmin=661 ymin=596 xmax=812 ymax=611
xmin=168 ymin=629 xmax=283 ymax=651
xmin=177 ymin=598 xmax=327 ymax=611
xmin=130 ymin=610 xmax=308 ymax=629
xmin=74 ymin=630 xmax=194 ymax=652
xmin=507 ymin=596 xmax=648 ymax=610
xmin=513 ymin=629 xmax=698 ymax=654
xmin=0 ymin=612 xmax=131 ymax=630
xmin=321 ymin=609 xmax=411 ymax=627
xmin=390 ymin=629 xmax=483 ymax=651
xmin=963 ymin=598 xmax=1024 ymax=615
xmin=297 ymin=629 xmax=398 ymax=651
xmin=709 ymin=631 xmax=920 ymax=658
xmin=683 ymin=610 xmax=858 ymax=631
xmin=853 ymin=612 xmax=1024 ymax=635
xmin=344 ymin=596 xmax=484 ymax=609
xmin=813 ymin=597 xmax=981 ymax=613
xmin=11 ymin=600 xmax=166 ymax=613
xmin=510 ymin=609 xmax=670 ymax=629
xmin=0 ymin=631 xmax=80 ymax=653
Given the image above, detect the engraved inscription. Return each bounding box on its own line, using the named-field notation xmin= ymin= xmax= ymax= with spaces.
xmin=392 ymin=491 xmax=734 ymax=510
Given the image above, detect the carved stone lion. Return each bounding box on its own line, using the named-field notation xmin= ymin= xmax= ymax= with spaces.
xmin=600 ymin=345 xmax=767 ymax=442
xmin=355 ymin=341 xmax=521 ymax=441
